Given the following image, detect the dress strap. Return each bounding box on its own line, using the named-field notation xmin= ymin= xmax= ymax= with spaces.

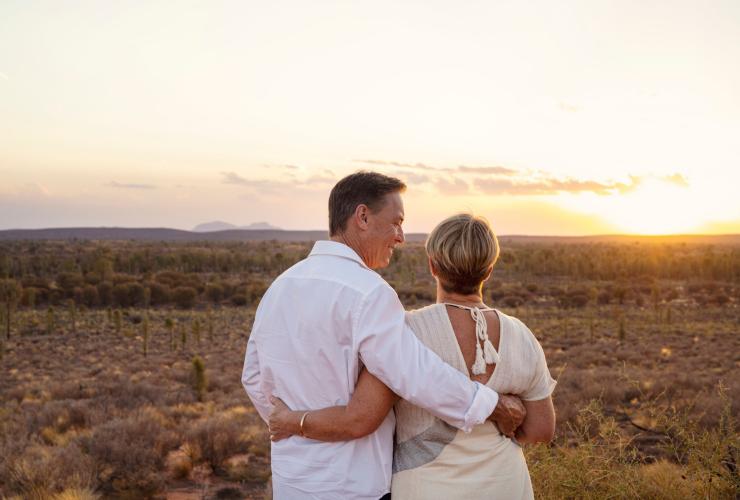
xmin=442 ymin=303 xmax=500 ymax=374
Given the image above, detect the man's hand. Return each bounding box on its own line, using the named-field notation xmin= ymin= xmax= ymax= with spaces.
xmin=490 ymin=394 xmax=526 ymax=437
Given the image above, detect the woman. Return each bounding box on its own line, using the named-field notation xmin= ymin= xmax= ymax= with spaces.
xmin=269 ymin=214 xmax=556 ymax=499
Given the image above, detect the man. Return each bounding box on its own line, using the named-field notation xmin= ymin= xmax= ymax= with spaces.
xmin=242 ymin=171 xmax=524 ymax=499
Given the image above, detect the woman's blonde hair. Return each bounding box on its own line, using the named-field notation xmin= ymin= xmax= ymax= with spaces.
xmin=425 ymin=213 xmax=499 ymax=295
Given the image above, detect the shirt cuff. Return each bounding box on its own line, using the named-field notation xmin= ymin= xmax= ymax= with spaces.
xmin=461 ymin=382 xmax=499 ymax=433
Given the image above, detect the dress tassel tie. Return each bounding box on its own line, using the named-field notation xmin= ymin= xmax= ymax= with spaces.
xmin=465 ymin=306 xmax=500 ymax=374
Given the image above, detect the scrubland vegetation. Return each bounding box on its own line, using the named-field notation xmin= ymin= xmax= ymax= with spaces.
xmin=0 ymin=238 xmax=738 ymax=499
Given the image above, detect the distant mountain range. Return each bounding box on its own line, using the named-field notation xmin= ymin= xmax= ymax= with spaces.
xmin=0 ymin=227 xmax=738 ymax=245
xmin=192 ymin=221 xmax=282 ymax=232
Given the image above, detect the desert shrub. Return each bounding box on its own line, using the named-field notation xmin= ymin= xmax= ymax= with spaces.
xmin=1 ymin=442 xmax=97 ymax=499
xmin=559 ymin=290 xmax=590 ymax=308
xmin=20 ymin=287 xmax=39 ymax=308
xmin=111 ymin=284 xmax=133 ymax=308
xmin=81 ymin=285 xmax=99 ymax=308
xmin=231 ymin=294 xmax=247 ymax=306
xmin=82 ymin=408 xmax=178 ymax=497
xmin=205 ymin=283 xmax=224 ymax=304
xmin=708 ymin=292 xmax=730 ymax=306
xmin=96 ymin=281 xmax=113 ymax=306
xmin=597 ymin=290 xmax=612 ymax=305
xmin=155 ymin=271 xmax=187 ymax=288
xmin=56 ymin=273 xmax=84 ymax=295
xmin=100 ymin=378 xmax=167 ymax=410
xmin=246 ymin=281 xmax=269 ymax=303
xmin=127 ymin=282 xmax=146 ymax=307
xmin=191 ymin=356 xmax=208 ymax=401
xmin=186 ymin=415 xmax=251 ymax=472
xmin=172 ymin=287 xmax=197 ymax=309
xmin=218 ymin=280 xmax=237 ymax=299
xmin=501 ymin=295 xmax=524 ymax=308
xmin=147 ymin=282 xmax=170 ymax=306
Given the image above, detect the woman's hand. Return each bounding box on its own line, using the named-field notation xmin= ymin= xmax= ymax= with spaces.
xmin=268 ymin=395 xmax=301 ymax=441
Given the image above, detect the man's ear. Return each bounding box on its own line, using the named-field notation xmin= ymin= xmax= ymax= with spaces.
xmin=354 ymin=204 xmax=370 ymax=230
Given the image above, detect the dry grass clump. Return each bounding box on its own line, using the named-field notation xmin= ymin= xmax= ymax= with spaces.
xmin=185 ymin=414 xmax=253 ymax=472
xmin=80 ymin=407 xmax=179 ymax=497
xmin=527 ymin=397 xmax=738 ymax=499
xmin=1 ymin=442 xmax=97 ymax=499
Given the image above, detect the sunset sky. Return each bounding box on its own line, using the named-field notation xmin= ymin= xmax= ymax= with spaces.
xmin=1 ymin=0 xmax=738 ymax=235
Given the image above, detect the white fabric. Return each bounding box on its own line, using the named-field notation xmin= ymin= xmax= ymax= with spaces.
xmin=242 ymin=241 xmax=500 ymax=500
xmin=443 ymin=303 xmax=500 ymax=373
xmin=392 ymin=304 xmax=557 ymax=499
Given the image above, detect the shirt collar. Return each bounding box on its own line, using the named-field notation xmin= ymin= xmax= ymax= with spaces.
xmin=309 ymin=240 xmax=371 ymax=270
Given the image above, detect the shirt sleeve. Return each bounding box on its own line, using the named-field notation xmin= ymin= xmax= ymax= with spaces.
xmin=519 ymin=323 xmax=557 ymax=401
xmin=355 ymin=283 xmax=499 ymax=432
xmin=242 ymin=330 xmax=270 ymax=423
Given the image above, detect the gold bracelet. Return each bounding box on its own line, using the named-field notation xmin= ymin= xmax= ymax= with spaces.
xmin=299 ymin=411 xmax=310 ymax=437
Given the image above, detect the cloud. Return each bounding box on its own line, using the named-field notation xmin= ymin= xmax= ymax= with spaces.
xmin=0 ymin=72 xmax=8 ymax=81
xmin=457 ymin=165 xmax=518 ymax=175
xmin=107 ymin=181 xmax=156 ymax=190
xmin=663 ymin=173 xmax=689 ymax=186
xmin=353 ymin=159 xmax=522 ymax=176
xmin=220 ymin=171 xmax=250 ymax=185
xmin=304 ymin=174 xmax=335 ymax=185
xmin=436 ymin=177 xmax=469 ymax=195
xmin=558 ymin=101 xmax=580 ymax=113
xmin=24 ymin=182 xmax=50 ymax=196
xmin=475 ymin=176 xmax=639 ymax=196
xmin=221 ymin=170 xmax=335 ymax=196
xmin=393 ymin=171 xmax=430 ymax=184
xmin=352 ymin=159 xmax=449 ymax=171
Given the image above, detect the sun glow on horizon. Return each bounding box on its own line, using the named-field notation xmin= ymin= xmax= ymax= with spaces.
xmin=556 ymin=178 xmax=711 ymax=235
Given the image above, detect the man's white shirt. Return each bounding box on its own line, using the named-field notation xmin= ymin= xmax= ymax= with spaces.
xmin=242 ymin=241 xmax=499 ymax=499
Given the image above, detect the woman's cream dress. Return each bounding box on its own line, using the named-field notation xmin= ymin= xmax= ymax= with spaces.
xmin=391 ymin=304 xmax=556 ymax=500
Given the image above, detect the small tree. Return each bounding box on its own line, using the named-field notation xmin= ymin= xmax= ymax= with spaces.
xmin=68 ymin=299 xmax=77 ymax=334
xmin=0 ymin=279 xmax=21 ymax=339
xmin=193 ymin=318 xmax=201 ymax=345
xmin=139 ymin=312 xmax=148 ymax=356
xmin=46 ymin=306 xmax=55 ymax=335
xmin=589 ymin=315 xmax=595 ymax=342
xmin=207 ymin=309 xmax=214 ymax=342
xmin=191 ymin=356 xmax=207 ymax=402
xmin=114 ymin=309 xmax=123 ymax=334
xmin=165 ymin=317 xmax=175 ymax=350
xmin=180 ymin=322 xmax=187 ymax=350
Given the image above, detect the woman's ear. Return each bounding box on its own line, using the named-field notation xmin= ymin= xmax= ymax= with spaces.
xmin=427 ymin=256 xmax=437 ymax=277
xmin=482 ymin=264 xmax=494 ymax=282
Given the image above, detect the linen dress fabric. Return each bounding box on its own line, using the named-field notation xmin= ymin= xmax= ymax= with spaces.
xmin=242 ymin=241 xmax=500 ymax=500
xmin=392 ymin=304 xmax=557 ymax=500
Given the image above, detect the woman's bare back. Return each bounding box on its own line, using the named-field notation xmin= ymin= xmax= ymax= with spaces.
xmin=444 ymin=305 xmax=501 ymax=385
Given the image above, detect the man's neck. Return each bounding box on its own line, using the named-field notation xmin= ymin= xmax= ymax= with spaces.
xmin=330 ymin=232 xmax=370 ymax=268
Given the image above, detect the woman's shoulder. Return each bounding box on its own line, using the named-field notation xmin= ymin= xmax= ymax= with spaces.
xmin=405 ymin=302 xmax=444 ymax=318
xmin=496 ymin=310 xmax=541 ymax=349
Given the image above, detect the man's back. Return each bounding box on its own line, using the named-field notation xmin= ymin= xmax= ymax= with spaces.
xmin=243 ymin=241 xmax=396 ymax=499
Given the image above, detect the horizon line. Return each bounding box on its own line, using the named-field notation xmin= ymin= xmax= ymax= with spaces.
xmin=0 ymin=225 xmax=738 ymax=239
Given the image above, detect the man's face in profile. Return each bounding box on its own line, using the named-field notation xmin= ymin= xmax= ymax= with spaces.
xmin=364 ymin=192 xmax=405 ymax=269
